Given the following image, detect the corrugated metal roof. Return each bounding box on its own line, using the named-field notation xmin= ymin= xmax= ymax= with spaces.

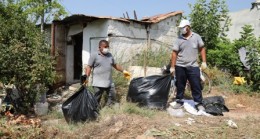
xmin=53 ymin=11 xmax=183 ymax=24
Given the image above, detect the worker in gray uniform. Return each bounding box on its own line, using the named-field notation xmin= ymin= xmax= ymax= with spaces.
xmin=170 ymin=19 xmax=207 ymax=111
xmin=84 ymin=40 xmax=131 ymax=106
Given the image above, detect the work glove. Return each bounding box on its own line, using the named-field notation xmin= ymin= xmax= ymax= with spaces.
xmin=80 ymin=75 xmax=88 ymax=85
xmin=200 ymin=62 xmax=207 ymax=70
xmin=123 ymin=70 xmax=131 ymax=80
xmin=170 ymin=67 xmax=175 ymax=76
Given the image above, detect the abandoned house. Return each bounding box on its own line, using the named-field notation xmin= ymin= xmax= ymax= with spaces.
xmin=51 ymin=11 xmax=183 ymax=85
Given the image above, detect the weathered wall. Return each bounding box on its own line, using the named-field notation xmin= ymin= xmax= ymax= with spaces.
xmin=82 ymin=19 xmax=109 ymax=69
xmin=66 ymin=44 xmax=74 ymax=83
xmin=107 ymin=15 xmax=180 ymax=64
xmin=226 ymin=8 xmax=260 ymax=41
xmin=54 ymin=23 xmax=67 ymax=85
xmin=107 ymin=20 xmax=147 ymax=63
xmin=150 ymin=14 xmax=181 ymax=50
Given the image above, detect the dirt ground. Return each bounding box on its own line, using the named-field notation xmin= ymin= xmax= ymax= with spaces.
xmin=1 ymin=87 xmax=260 ymax=139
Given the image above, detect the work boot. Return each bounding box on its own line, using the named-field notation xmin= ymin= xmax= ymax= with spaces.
xmin=105 ymin=99 xmax=115 ymax=107
xmin=195 ymin=104 xmax=205 ymax=111
xmin=170 ymin=101 xmax=184 ymax=109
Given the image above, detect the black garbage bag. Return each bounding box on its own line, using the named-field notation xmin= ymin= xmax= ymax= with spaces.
xmin=127 ymin=74 xmax=172 ymax=109
xmin=203 ymin=96 xmax=229 ymax=116
xmin=62 ymin=86 xmax=99 ymax=123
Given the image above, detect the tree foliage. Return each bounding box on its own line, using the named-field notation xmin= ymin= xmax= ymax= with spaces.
xmin=0 ymin=1 xmax=57 ymax=113
xmin=237 ymin=25 xmax=260 ymax=91
xmin=207 ymin=40 xmax=243 ymax=75
xmin=207 ymin=24 xmax=260 ymax=92
xmin=19 ymin=0 xmax=67 ymax=22
xmin=189 ymin=0 xmax=230 ymax=50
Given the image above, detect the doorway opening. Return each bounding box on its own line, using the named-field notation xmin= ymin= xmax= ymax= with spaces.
xmin=72 ymin=33 xmax=83 ymax=80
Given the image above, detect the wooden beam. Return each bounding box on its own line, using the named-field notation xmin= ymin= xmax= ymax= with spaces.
xmin=126 ymin=12 xmax=130 ymax=19
xmin=134 ymin=10 xmax=138 ymax=20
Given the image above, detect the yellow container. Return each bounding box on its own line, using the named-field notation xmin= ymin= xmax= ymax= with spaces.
xmin=233 ymin=77 xmax=246 ymax=85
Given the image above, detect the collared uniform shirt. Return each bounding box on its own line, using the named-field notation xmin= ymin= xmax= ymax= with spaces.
xmin=172 ymin=32 xmax=204 ymax=67
xmin=88 ymin=51 xmax=116 ymax=88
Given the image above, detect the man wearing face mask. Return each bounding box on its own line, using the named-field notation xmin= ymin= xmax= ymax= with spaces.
xmin=84 ymin=40 xmax=131 ymax=106
xmin=170 ymin=19 xmax=207 ymax=111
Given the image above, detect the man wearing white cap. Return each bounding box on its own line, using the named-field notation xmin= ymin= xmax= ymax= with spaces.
xmin=170 ymin=19 xmax=207 ymax=111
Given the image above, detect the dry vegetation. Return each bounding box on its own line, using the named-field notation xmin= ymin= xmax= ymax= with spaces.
xmin=1 ymin=87 xmax=260 ymax=139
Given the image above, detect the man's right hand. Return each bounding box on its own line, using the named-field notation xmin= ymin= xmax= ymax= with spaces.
xmin=170 ymin=67 xmax=175 ymax=76
xmin=81 ymin=75 xmax=88 ymax=85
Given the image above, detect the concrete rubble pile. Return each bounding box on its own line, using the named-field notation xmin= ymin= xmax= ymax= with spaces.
xmin=47 ymin=83 xmax=81 ymax=112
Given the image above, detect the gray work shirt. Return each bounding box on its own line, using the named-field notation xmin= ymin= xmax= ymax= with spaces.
xmin=172 ymin=32 xmax=204 ymax=67
xmin=88 ymin=51 xmax=116 ymax=88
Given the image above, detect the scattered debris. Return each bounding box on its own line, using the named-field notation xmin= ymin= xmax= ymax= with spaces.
xmin=236 ymin=104 xmax=246 ymax=108
xmin=47 ymin=83 xmax=81 ymax=111
xmin=144 ymin=128 xmax=168 ymax=137
xmin=5 ymin=113 xmax=41 ymax=127
xmin=185 ymin=118 xmax=196 ymax=125
xmin=166 ymin=107 xmax=185 ymax=117
xmin=69 ymin=86 xmax=78 ymax=91
xmin=174 ymin=123 xmax=182 ymax=127
xmin=226 ymin=120 xmax=238 ymax=129
xmin=34 ymin=102 xmax=49 ymax=116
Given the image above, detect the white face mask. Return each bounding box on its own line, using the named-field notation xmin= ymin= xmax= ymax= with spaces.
xmin=102 ymin=48 xmax=109 ymax=54
xmin=180 ymin=27 xmax=187 ymax=35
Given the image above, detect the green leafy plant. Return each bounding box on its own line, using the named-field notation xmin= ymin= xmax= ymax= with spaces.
xmin=234 ymin=25 xmax=260 ymax=92
xmin=189 ymin=0 xmax=230 ymax=50
xmin=247 ymin=42 xmax=260 ymax=91
xmin=207 ymin=24 xmax=260 ymax=92
xmin=207 ymin=39 xmax=243 ymax=76
xmin=0 ymin=1 xmax=57 ymax=113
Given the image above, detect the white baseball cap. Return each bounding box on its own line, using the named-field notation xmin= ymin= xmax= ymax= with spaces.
xmin=178 ymin=19 xmax=191 ymax=28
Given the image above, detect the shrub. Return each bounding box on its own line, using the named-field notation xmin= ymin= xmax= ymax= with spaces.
xmin=207 ymin=39 xmax=243 ymax=76
xmin=247 ymin=43 xmax=260 ymax=91
xmin=234 ymin=25 xmax=260 ymax=92
xmin=0 ymin=2 xmax=56 ymax=113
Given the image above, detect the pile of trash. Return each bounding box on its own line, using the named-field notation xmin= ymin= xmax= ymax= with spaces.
xmin=46 ymin=84 xmax=81 ymax=112
xmin=167 ymin=96 xmax=229 ymax=117
xmin=127 ymin=74 xmax=172 ymax=109
xmin=126 ymin=74 xmax=229 ymax=117
xmin=0 ymin=84 xmax=76 ymax=116
xmin=0 ymin=83 xmax=99 ymax=124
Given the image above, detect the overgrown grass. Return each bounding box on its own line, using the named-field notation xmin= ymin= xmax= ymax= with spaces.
xmin=100 ymin=102 xmax=157 ymax=118
xmin=0 ymin=116 xmax=43 ymax=139
xmin=131 ymin=47 xmax=171 ymax=67
xmin=205 ymin=67 xmax=251 ymax=94
xmin=44 ymin=110 xmax=64 ymax=119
